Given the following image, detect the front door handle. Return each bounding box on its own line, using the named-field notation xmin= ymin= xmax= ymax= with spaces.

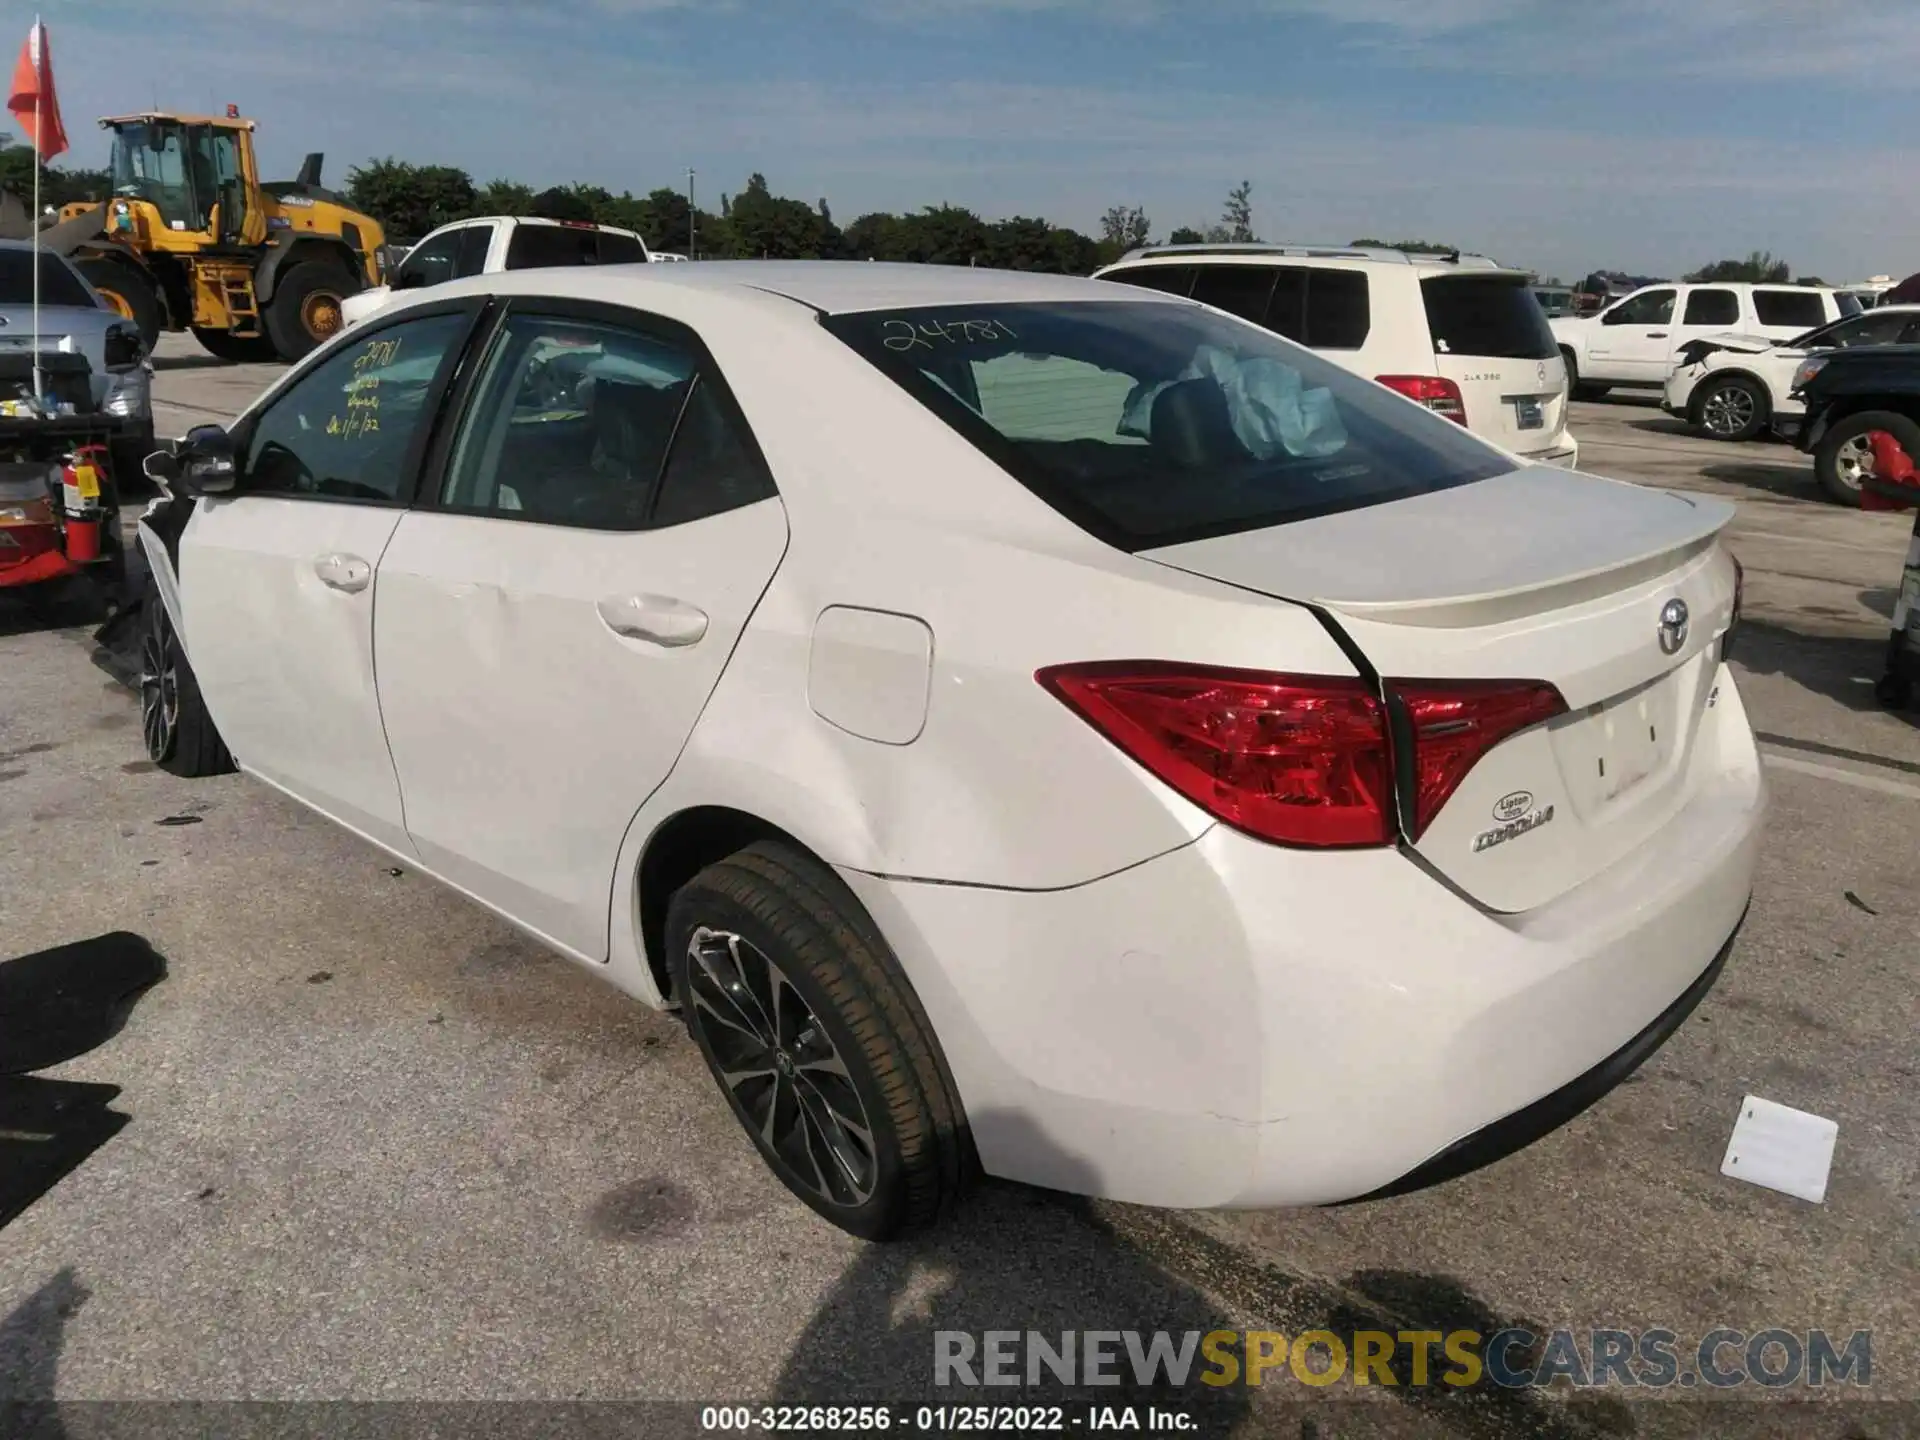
xmin=314 ymin=553 xmax=372 ymax=593
xmin=1647 ymin=331 xmax=1669 ymax=338
xmin=596 ymin=593 xmax=708 ymax=648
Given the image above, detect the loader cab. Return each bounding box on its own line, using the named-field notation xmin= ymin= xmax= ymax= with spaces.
xmin=103 ymin=114 xmax=260 ymax=247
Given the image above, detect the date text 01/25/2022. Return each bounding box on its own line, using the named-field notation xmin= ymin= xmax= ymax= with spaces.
xmin=700 ymin=1404 xmax=1196 ymax=1432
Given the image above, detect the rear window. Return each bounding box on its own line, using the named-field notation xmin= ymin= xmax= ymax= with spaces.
xmin=1753 ymin=289 xmax=1827 ymax=328
xmin=1105 ymin=265 xmax=1196 ymax=298
xmin=823 ymin=300 xmax=1510 ymax=551
xmin=597 ymin=231 xmax=650 ymax=264
xmin=1420 ymin=276 xmax=1556 ymax=360
xmin=505 ymin=224 xmax=602 ymax=270
xmin=0 ymin=249 xmax=95 ymax=308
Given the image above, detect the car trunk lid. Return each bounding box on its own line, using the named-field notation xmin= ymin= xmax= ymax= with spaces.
xmin=1140 ymin=465 xmax=1740 ymax=912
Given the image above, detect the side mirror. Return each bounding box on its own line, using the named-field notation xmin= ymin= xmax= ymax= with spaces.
xmin=172 ymin=424 xmax=239 ymax=496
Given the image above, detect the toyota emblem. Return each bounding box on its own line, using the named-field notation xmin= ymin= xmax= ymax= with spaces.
xmin=1537 ymin=360 xmax=1548 ymax=386
xmin=1658 ymin=598 xmax=1690 ymax=655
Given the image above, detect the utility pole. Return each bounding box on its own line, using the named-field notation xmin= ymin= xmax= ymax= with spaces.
xmin=688 ymin=168 xmax=696 ymax=260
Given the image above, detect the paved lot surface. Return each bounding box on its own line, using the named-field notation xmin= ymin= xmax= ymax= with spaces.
xmin=2 ymin=342 xmax=1915 ymax=1437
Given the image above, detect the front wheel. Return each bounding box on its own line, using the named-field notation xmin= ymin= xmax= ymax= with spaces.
xmin=264 ymin=261 xmax=358 ymax=363
xmin=1814 ymin=410 xmax=1920 ymax=507
xmin=76 ymin=254 xmax=164 ymax=352
xmin=1693 ymin=375 xmax=1768 ymax=442
xmin=141 ymin=580 xmax=235 ymax=778
xmin=667 ymin=841 xmax=973 ymax=1240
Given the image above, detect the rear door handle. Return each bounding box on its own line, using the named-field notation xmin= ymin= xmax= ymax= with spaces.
xmin=596 ymin=593 xmax=708 ymax=648
xmin=314 ymin=553 xmax=372 ymax=593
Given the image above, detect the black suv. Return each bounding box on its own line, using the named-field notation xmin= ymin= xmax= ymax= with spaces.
xmin=1793 ymin=343 xmax=1920 ymax=505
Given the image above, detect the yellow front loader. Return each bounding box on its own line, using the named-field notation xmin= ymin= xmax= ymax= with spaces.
xmin=12 ymin=110 xmax=387 ymax=363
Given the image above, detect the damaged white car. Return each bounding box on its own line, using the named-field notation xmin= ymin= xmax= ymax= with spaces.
xmin=1663 ymin=304 xmax=1920 ymax=448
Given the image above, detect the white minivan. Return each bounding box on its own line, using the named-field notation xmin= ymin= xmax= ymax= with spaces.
xmin=1095 ymin=243 xmax=1578 ymax=468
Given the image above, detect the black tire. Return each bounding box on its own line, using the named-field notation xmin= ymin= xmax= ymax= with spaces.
xmin=75 ymin=254 xmax=164 ymax=352
xmin=264 ymin=260 xmax=359 ymax=363
xmin=140 ymin=580 xmax=234 ymax=778
xmin=666 ymin=840 xmax=972 ymax=1240
xmin=1814 ymin=410 xmax=1920 ymax=507
xmin=191 ymin=327 xmax=280 ymax=364
xmin=1690 ymin=374 xmax=1768 ymax=442
xmin=1562 ymin=349 xmax=1609 ymax=402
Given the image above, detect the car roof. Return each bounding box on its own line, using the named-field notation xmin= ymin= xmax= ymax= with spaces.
xmin=1096 ymin=246 xmax=1530 ymax=282
xmin=414 ymin=260 xmax=1182 ymax=316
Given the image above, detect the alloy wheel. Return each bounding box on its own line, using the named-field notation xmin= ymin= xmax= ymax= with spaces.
xmin=139 ymin=618 xmax=178 ymax=761
xmin=1833 ymin=434 xmax=1873 ymax=494
xmin=685 ymin=925 xmax=878 ymax=1207
xmin=1700 ymin=384 xmax=1756 ymax=438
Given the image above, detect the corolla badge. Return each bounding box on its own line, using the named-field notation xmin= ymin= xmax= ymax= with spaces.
xmin=1657 ymin=598 xmax=1690 ymax=656
xmin=1493 ymin=790 xmax=1535 ymax=822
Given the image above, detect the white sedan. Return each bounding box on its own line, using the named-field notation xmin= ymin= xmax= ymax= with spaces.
xmin=134 ymin=263 xmax=1762 ymax=1240
xmin=1662 ymin=304 xmax=1920 ymax=451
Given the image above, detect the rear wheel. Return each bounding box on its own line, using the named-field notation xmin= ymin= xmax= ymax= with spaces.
xmin=141 ymin=580 xmax=234 ymax=778
xmin=1692 ymin=375 xmax=1768 ymax=442
xmin=666 ymin=841 xmax=973 ymax=1240
xmin=264 ymin=260 xmax=357 ymax=363
xmin=1563 ymin=349 xmax=1609 ymax=402
xmin=1815 ymin=410 xmax=1920 ymax=507
xmin=76 ymin=254 xmax=164 ymax=352
xmin=191 ymin=327 xmax=280 ymax=364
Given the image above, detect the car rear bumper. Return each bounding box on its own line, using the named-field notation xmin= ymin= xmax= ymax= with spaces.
xmin=841 ymin=665 xmax=1763 ymax=1210
xmin=1518 ymin=434 xmax=1579 ymax=469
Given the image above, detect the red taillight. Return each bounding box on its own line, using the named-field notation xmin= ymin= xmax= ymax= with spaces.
xmin=1036 ymin=662 xmax=1395 ymax=848
xmin=1376 ymin=374 xmax=1468 ymax=426
xmin=1038 ymin=663 xmax=1567 ymax=850
xmin=1391 ymin=680 xmax=1568 ymax=840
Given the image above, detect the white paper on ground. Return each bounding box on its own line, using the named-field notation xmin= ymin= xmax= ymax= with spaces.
xmin=1720 ymin=1095 xmax=1838 ymax=1204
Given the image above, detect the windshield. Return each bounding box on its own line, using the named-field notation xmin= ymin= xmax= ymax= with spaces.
xmin=109 ymin=120 xmax=236 ymax=231
xmin=0 ymin=249 xmax=96 ymax=308
xmin=823 ymin=299 xmax=1512 ymax=551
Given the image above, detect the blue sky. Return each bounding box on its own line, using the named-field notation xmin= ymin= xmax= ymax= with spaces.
xmin=35 ymin=0 xmax=1920 ymax=284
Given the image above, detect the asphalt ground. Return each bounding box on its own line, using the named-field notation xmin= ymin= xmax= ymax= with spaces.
xmin=1 ymin=339 xmax=1915 ymax=1439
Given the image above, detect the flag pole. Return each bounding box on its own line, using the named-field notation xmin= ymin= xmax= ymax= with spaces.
xmin=29 ymin=15 xmax=41 ymax=410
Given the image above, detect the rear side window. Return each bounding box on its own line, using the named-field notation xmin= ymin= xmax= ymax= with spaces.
xmin=1420 ymin=276 xmax=1557 ymax=360
xmin=1753 ymin=289 xmax=1827 ymax=328
xmin=505 ymin=224 xmax=601 ymax=271
xmin=597 ymin=232 xmax=649 ymax=264
xmin=1305 ymin=269 xmax=1370 ymax=349
xmin=1682 ymin=288 xmax=1739 ymax=326
xmin=1105 ymin=265 xmax=1196 ymax=298
xmin=453 ymin=225 xmax=493 ymax=279
xmin=1191 ymin=267 xmax=1277 ymax=325
xmin=822 ymin=301 xmax=1509 ymax=551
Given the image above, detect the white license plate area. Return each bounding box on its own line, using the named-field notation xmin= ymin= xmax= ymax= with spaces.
xmin=1552 ymin=668 xmax=1689 ymax=820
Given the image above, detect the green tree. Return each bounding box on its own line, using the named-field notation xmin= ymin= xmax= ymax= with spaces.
xmin=727 ymin=173 xmax=836 ymax=258
xmin=1167 ymin=226 xmax=1206 ymax=246
xmin=476 ymin=179 xmax=535 ymax=215
xmin=0 ymin=146 xmax=112 ymax=209
xmin=345 ymin=159 xmax=477 ymax=237
xmin=1222 ymin=180 xmax=1255 ymax=243
xmin=1686 ymin=251 xmax=1791 ymax=283
xmin=1351 ymin=237 xmax=1456 ymax=254
xmin=1099 ymin=204 xmax=1151 ymax=251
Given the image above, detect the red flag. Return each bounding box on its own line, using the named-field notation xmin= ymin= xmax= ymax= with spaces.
xmin=8 ymin=22 xmax=66 ymax=160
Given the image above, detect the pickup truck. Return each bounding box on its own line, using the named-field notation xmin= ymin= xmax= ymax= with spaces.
xmin=1551 ymin=283 xmax=1855 ymax=400
xmin=341 ymin=216 xmax=655 ymax=331
xmin=1792 ymin=342 xmax=1920 ymax=505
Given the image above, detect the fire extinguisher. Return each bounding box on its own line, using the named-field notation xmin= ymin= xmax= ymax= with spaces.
xmin=59 ymin=445 xmax=107 ymax=564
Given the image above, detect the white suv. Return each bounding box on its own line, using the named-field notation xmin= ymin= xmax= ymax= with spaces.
xmin=1094 ymin=244 xmax=1578 ymax=468
xmin=1550 ymin=282 xmax=1856 ymax=400
xmin=1663 ymin=304 xmax=1920 ymax=444
xmin=342 ymin=216 xmax=655 ymax=330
